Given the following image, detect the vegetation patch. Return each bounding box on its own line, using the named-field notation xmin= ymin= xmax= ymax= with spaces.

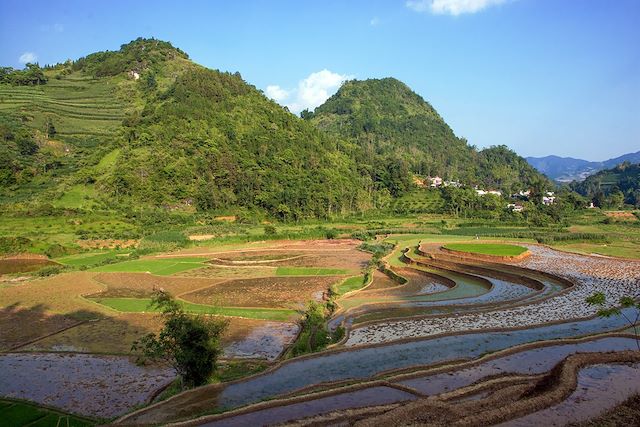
xmin=443 ymin=243 xmax=528 ymax=257
xmin=0 ymin=399 xmax=95 ymax=427
xmin=90 ymin=297 xmax=297 ymax=321
xmin=89 ymin=257 xmax=207 ymax=275
xmin=336 ymin=275 xmax=369 ymax=295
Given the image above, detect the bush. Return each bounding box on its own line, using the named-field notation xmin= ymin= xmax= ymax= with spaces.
xmin=263 ymin=224 xmax=277 ymax=236
xmin=0 ymin=236 xmax=32 ymax=254
xmin=324 ymin=228 xmax=338 ymax=239
xmin=138 ymin=230 xmax=189 ymax=252
xmin=35 ymin=265 xmax=62 ymax=277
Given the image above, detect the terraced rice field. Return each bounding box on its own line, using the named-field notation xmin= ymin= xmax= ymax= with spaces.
xmin=0 ymin=77 xmax=127 ymax=138
xmin=3 ymin=237 xmax=639 ymax=425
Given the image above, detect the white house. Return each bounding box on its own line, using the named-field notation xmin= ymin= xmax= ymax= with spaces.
xmin=507 ymin=203 xmax=524 ymax=212
xmin=429 ymin=176 xmax=443 ymax=188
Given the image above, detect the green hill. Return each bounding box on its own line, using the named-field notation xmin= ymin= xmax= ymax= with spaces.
xmin=571 ymin=162 xmax=640 ymax=207
xmin=1 ymin=39 xmax=544 ymax=219
xmin=309 ymin=77 xmax=544 ymax=194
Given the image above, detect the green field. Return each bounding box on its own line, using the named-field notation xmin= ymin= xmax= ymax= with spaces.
xmin=0 ymin=399 xmax=95 ymax=427
xmin=89 ymin=257 xmax=208 ymax=275
xmin=56 ymin=250 xmax=131 ymax=267
xmin=336 ymin=275 xmax=368 ymax=295
xmin=90 ymin=297 xmax=298 ymax=321
xmin=443 ymin=243 xmax=528 ymax=256
xmin=275 ymin=267 xmax=350 ymax=276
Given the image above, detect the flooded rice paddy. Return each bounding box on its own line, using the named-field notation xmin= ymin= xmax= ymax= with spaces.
xmin=213 ymin=311 xmax=633 ymax=411
xmin=0 ymin=352 xmax=175 ymax=418
xmin=501 ymin=362 xmax=640 ymax=426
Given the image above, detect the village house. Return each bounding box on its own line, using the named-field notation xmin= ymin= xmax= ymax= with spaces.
xmin=428 ymin=176 xmax=443 ymax=188
xmin=507 ymin=203 xmax=524 ymax=213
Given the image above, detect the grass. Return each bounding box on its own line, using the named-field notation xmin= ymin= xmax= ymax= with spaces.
xmin=90 ymin=297 xmax=298 ymax=321
xmin=275 ymin=267 xmax=349 ymax=276
xmin=89 ymin=257 xmax=208 ymax=275
xmin=336 ymin=275 xmax=368 ymax=295
xmin=443 ymin=243 xmax=528 ymax=257
xmin=55 ymin=250 xmax=130 ymax=267
xmin=0 ymin=399 xmax=95 ymax=427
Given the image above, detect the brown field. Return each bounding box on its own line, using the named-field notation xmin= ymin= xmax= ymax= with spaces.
xmin=0 ymin=304 xmax=83 ymax=351
xmin=76 ymin=239 xmax=139 ymax=249
xmin=603 ymin=211 xmax=637 ymax=221
xmin=364 ymin=270 xmax=402 ymax=291
xmin=213 ymin=252 xmax=303 ymax=262
xmin=180 ymin=265 xmax=277 ymax=279
xmin=0 ymin=272 xmax=108 ymax=315
xmin=22 ymin=313 xmax=293 ymax=357
xmin=92 ymin=272 xmax=227 ymax=298
xmin=181 ymin=276 xmax=339 ymax=308
xmin=0 ymin=272 xmax=112 ymax=350
xmin=23 ymin=313 xmax=163 ymax=354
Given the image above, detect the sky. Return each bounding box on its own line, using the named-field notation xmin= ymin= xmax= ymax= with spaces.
xmin=1 ymin=0 xmax=639 ymax=160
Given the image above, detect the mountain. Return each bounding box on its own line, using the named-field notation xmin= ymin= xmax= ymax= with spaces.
xmin=571 ymin=162 xmax=640 ymax=207
xmin=526 ymin=151 xmax=640 ymax=183
xmin=309 ymin=77 xmax=545 ymax=194
xmin=1 ymin=39 xmax=545 ymax=219
xmin=0 ymin=38 xmax=369 ymax=219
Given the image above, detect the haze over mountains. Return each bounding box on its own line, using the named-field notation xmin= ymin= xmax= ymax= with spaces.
xmin=526 ymin=151 xmax=640 ymax=183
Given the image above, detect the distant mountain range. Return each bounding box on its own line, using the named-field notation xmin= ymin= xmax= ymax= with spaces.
xmin=526 ymin=151 xmax=640 ymax=182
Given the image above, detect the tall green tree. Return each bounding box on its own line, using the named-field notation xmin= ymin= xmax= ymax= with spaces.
xmin=131 ymin=291 xmax=228 ymax=387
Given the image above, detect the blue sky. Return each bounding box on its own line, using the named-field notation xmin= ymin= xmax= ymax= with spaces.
xmin=1 ymin=0 xmax=638 ymax=160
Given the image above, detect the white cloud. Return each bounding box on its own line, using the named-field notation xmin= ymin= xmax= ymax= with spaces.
xmin=266 ymin=85 xmax=290 ymax=103
xmin=266 ymin=69 xmax=353 ymax=114
xmin=18 ymin=52 xmax=37 ymax=64
xmin=53 ymin=23 xmax=64 ymax=32
xmin=370 ymin=17 xmax=380 ymax=26
xmin=406 ymin=0 xmax=509 ymax=16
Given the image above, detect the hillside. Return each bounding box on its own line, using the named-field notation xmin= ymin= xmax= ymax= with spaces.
xmin=527 ymin=151 xmax=640 ymax=182
xmin=0 ymin=38 xmax=369 ymax=218
xmin=1 ymin=39 xmax=543 ymax=219
xmin=309 ymin=78 xmax=544 ymax=193
xmin=571 ymin=162 xmax=640 ymax=207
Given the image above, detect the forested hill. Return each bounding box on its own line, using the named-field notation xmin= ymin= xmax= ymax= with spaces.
xmin=571 ymin=162 xmax=640 ymax=207
xmin=1 ymin=39 xmax=543 ymax=219
xmin=0 ymin=38 xmax=369 ymax=219
xmin=307 ymin=78 xmax=545 ymax=194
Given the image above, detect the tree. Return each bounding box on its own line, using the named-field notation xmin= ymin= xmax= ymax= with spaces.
xmin=131 ymin=291 xmax=228 ymax=387
xmin=586 ymin=292 xmax=639 ymax=351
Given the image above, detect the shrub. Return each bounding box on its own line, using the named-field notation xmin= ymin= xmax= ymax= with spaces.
xmin=324 ymin=228 xmax=338 ymax=240
xmin=35 ymin=265 xmax=62 ymax=277
xmin=263 ymin=224 xmax=277 ymax=236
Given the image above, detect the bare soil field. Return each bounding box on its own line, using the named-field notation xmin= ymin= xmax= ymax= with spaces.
xmin=365 ymin=270 xmax=402 ymax=291
xmin=181 ymin=276 xmax=338 ymax=308
xmin=92 ymin=272 xmax=226 ymax=298
xmin=22 ymin=314 xmax=297 ymax=360
xmin=0 ymin=304 xmax=83 ymax=351
xmin=76 ymin=239 xmax=138 ymax=249
xmin=180 ymin=265 xmax=277 ymax=279
xmin=22 ymin=313 xmax=163 ymax=354
xmin=603 ymin=211 xmax=637 ymax=221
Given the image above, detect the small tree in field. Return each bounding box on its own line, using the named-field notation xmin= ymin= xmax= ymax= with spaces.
xmin=132 ymin=291 xmax=228 ymax=387
xmin=586 ymin=292 xmax=639 ymax=351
